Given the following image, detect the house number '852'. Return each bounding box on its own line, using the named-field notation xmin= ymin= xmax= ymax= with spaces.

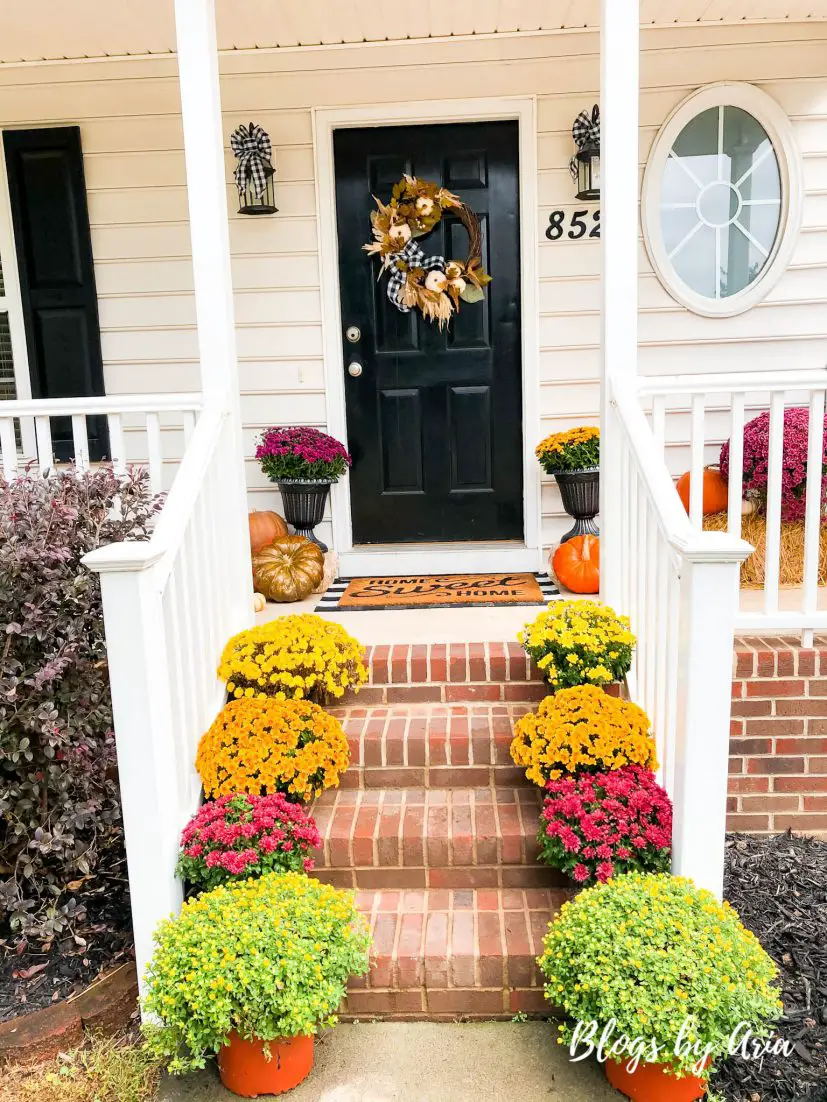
xmin=546 ymin=209 xmax=600 ymax=241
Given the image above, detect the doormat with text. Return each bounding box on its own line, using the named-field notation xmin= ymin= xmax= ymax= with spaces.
xmin=315 ymin=572 xmax=559 ymax=612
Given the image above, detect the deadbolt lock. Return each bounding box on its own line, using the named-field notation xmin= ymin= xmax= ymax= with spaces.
xmin=345 ymin=325 xmax=361 ymax=343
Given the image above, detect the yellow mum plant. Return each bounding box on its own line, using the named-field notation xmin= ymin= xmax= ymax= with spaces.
xmin=511 ymin=684 xmax=657 ymax=786
xmin=519 ymin=599 xmax=635 ymax=690
xmin=195 ymin=697 xmax=350 ymax=801
xmin=218 ymin=613 xmax=368 ymax=703
xmin=535 ymin=426 xmax=599 ymax=474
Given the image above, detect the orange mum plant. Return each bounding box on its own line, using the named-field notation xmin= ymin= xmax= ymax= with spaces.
xmin=195 ymin=697 xmax=350 ymax=802
xmin=510 ymin=684 xmax=657 ymax=787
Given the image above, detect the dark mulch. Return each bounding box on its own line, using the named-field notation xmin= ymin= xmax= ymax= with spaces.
xmin=711 ymin=831 xmax=827 ymax=1102
xmin=0 ymin=865 xmax=133 ymax=1023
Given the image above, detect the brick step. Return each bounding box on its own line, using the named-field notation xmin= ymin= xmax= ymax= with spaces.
xmin=344 ymin=642 xmax=548 ymax=705
xmin=343 ymin=887 xmax=566 ymax=1020
xmin=311 ymin=787 xmax=561 ymax=890
xmin=332 ymin=703 xmax=532 ymax=789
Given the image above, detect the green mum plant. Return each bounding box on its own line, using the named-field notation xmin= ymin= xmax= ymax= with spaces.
xmin=538 ymin=872 xmax=782 ymax=1079
xmin=142 ymin=871 xmax=370 ymax=1075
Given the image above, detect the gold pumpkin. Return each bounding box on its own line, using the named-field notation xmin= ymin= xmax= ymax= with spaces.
xmin=252 ymin=537 xmax=325 ymax=603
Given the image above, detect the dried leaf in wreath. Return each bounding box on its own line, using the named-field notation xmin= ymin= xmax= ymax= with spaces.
xmin=459 ymin=284 xmax=485 ymax=304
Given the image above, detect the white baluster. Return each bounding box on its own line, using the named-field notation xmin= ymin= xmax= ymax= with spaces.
xmin=71 ymin=415 xmax=89 ymax=475
xmin=146 ymin=413 xmax=164 ymax=496
xmin=34 ymin=416 xmax=53 ymax=475
xmin=689 ymin=395 xmax=705 ymax=529
xmin=652 ymin=395 xmax=666 ymax=458
xmin=107 ymin=413 xmax=126 ymax=475
xmin=801 ymin=389 xmax=826 ymax=646
xmin=182 ymin=409 xmax=196 ymax=448
xmin=763 ymin=393 xmax=785 ymax=615
xmin=726 ymin=393 xmax=745 ymax=537
xmin=0 ymin=418 xmax=17 ymax=481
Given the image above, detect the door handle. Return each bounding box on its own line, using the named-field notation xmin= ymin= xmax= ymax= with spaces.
xmin=347 ymin=362 xmax=363 ymax=378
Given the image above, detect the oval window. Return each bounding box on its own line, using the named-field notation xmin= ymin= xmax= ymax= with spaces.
xmin=643 ymin=84 xmax=802 ymax=317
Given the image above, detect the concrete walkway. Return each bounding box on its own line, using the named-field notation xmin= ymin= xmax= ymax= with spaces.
xmin=158 ymin=1022 xmax=619 ymax=1101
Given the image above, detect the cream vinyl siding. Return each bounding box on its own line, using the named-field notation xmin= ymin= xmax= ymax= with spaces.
xmin=0 ymin=23 xmax=824 ymax=546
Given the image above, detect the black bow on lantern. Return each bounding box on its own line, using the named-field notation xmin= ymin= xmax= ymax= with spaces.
xmin=569 ymin=104 xmax=600 ymax=180
xmin=230 ymin=122 xmax=273 ymax=199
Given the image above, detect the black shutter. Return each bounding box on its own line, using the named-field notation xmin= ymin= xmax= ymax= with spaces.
xmin=3 ymin=126 xmax=108 ymax=461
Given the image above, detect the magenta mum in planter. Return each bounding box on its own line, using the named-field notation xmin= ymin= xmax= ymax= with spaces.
xmin=538 ymin=764 xmax=672 ymax=885
xmin=176 ymin=792 xmax=321 ymax=893
xmin=720 ymin=406 xmax=827 ymax=523
xmin=256 ymin=426 xmax=352 ymax=551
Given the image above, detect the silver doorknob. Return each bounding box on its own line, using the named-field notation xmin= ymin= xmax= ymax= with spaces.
xmin=347 ymin=362 xmax=363 ymax=378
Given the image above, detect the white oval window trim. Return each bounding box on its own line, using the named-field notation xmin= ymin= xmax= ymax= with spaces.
xmin=642 ymin=82 xmax=802 ymax=318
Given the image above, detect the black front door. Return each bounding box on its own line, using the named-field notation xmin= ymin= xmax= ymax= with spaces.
xmin=334 ymin=122 xmax=522 ymax=545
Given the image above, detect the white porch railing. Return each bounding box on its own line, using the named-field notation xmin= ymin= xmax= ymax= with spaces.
xmin=81 ymin=400 xmax=253 ymax=991
xmin=0 ymin=393 xmax=203 ymax=494
xmin=607 ymin=376 xmax=752 ymax=897
xmin=639 ymin=370 xmax=827 ymax=643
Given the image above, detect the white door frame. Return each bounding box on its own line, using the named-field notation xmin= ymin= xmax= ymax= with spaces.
xmin=313 ymin=96 xmax=541 ymax=577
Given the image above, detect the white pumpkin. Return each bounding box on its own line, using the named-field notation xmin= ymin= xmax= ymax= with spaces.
xmin=252 ymin=591 xmax=267 ymax=613
xmin=445 ymin=261 xmax=463 ymax=279
xmin=416 ymin=196 xmax=435 ymax=217
xmin=388 ymin=221 xmax=412 ymax=246
xmin=449 ymin=277 xmax=467 ymax=295
xmin=424 ymin=269 xmax=448 ymax=293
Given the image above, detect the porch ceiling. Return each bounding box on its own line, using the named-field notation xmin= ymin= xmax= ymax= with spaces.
xmin=1 ymin=1 xmax=826 ymax=65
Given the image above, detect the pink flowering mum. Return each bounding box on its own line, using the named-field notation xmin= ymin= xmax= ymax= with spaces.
xmin=256 ymin=426 xmax=352 ymax=483
xmin=176 ymin=792 xmax=321 ymax=893
xmin=720 ymin=407 xmax=827 ymax=523
xmin=537 ymin=764 xmax=672 ymax=887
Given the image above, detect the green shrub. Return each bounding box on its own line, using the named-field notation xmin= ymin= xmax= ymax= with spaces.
xmin=143 ymin=871 xmax=370 ymax=1074
xmin=0 ymin=466 xmax=160 ymax=941
xmin=538 ymin=872 xmax=782 ymax=1077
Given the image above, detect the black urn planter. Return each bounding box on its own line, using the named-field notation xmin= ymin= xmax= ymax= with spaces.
xmin=277 ymin=479 xmax=332 ymax=551
xmin=553 ymin=467 xmax=600 ymax=543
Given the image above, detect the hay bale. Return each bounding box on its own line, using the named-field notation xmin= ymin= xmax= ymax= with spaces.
xmin=702 ymin=510 xmax=827 ymax=588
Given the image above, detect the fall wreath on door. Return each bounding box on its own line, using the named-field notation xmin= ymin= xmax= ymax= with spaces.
xmin=363 ymin=174 xmax=492 ymax=328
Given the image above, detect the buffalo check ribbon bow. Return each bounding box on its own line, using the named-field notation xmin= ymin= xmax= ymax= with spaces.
xmin=385 ymin=240 xmax=446 ymax=312
xmin=230 ymin=122 xmax=273 ymax=199
xmin=569 ymin=104 xmax=601 ymax=180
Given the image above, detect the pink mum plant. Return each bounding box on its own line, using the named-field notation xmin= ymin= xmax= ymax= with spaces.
xmin=720 ymin=406 xmax=827 ymax=523
xmin=175 ymin=792 xmax=321 ymax=892
xmin=538 ymin=764 xmax=672 ymax=886
xmin=256 ymin=426 xmax=352 ymax=482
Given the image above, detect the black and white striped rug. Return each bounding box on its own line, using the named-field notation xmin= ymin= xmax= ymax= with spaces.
xmin=315 ymin=572 xmax=560 ymax=613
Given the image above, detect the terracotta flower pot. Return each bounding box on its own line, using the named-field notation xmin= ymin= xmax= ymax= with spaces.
xmin=218 ymin=1032 xmax=313 ymax=1097
xmin=605 ymin=1059 xmax=708 ymax=1102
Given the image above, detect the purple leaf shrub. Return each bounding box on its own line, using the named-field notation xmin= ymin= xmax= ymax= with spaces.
xmin=720 ymin=406 xmax=827 ymax=523
xmin=0 ymin=466 xmax=161 ymax=941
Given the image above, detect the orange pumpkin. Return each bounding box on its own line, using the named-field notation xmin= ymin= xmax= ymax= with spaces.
xmin=553 ymin=535 xmax=600 ymax=594
xmin=676 ymin=467 xmax=728 ymax=516
xmin=248 ymin=510 xmax=289 ymax=555
xmin=252 ymin=536 xmax=325 ymax=603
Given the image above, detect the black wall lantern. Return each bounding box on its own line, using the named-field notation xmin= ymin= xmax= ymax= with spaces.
xmin=570 ymin=105 xmax=600 ymax=202
xmin=230 ymin=122 xmax=278 ymax=215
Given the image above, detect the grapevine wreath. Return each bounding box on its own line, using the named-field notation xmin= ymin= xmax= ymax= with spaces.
xmin=363 ymin=175 xmax=492 ymax=328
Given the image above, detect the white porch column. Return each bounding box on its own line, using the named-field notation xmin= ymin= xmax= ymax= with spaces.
xmin=81 ymin=544 xmax=184 ymax=996
xmin=599 ymin=0 xmax=640 ymax=608
xmin=669 ymin=536 xmax=751 ymax=899
xmin=173 ymin=0 xmax=240 ymax=411
xmin=173 ymin=0 xmax=252 ymax=623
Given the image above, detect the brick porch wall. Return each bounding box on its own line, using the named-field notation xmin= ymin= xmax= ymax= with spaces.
xmin=729 ymin=635 xmax=827 ymax=836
